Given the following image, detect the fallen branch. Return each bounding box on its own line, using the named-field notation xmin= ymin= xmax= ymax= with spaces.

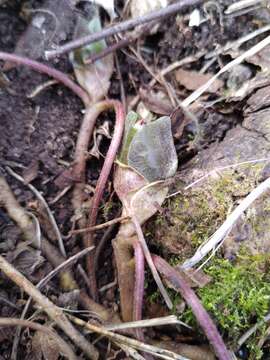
xmin=0 ymin=318 xmax=77 ymax=360
xmin=45 ymin=0 xmax=203 ymax=59
xmin=69 ymin=314 xmax=189 ymax=360
xmin=6 ymin=166 xmax=66 ymax=258
xmin=0 ymin=255 xmax=98 ymax=359
xmin=153 ymin=255 xmax=233 ymax=360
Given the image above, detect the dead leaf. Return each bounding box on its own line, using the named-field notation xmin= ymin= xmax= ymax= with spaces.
xmin=139 ymin=89 xmax=174 ymax=115
xmin=130 ymin=0 xmax=167 ymax=18
xmin=57 ymin=290 xmax=80 ymax=310
xmin=6 ymin=243 xmax=44 ymax=278
xmin=31 ymin=330 xmax=61 ymax=360
xmin=86 ymin=0 xmax=116 ymax=19
xmin=246 ymin=44 xmax=270 ymax=72
xmin=70 ymin=5 xmax=114 ymax=102
xmin=22 ymin=160 xmax=39 ymax=184
xmin=175 ymin=69 xmax=223 ymax=93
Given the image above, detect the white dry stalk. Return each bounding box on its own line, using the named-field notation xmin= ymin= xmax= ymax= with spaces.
xmin=70 ymin=315 xmax=189 ymax=360
xmin=167 ymin=157 xmax=270 ymax=199
xmin=181 ymin=33 xmax=270 ymax=108
xmin=225 ymin=0 xmax=265 ymax=14
xmin=115 ymin=343 xmax=146 ymax=360
xmin=182 ymin=176 xmax=270 ymax=269
xmin=105 ymin=315 xmax=190 ymax=331
xmin=6 ymin=166 xmax=66 ymax=257
xmin=237 ymin=312 xmax=270 ymax=348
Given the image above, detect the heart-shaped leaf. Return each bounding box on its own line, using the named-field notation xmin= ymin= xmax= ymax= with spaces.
xmin=128 ymin=116 xmax=178 ymax=182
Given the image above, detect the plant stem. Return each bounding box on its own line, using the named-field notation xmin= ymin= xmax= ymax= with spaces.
xmin=45 ymin=0 xmax=203 ymax=59
xmin=153 ymin=255 xmax=233 ymax=360
xmin=0 ymin=51 xmax=90 ymax=105
xmin=71 ymin=215 xmax=129 ymax=235
xmin=131 ymin=215 xmax=173 ymax=309
xmin=133 ymin=241 xmax=145 ymax=342
xmin=85 ymin=100 xmax=125 ymax=299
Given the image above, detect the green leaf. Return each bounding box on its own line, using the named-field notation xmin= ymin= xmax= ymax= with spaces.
xmin=118 ymin=111 xmax=140 ymax=164
xmin=128 ymin=116 xmax=178 ymax=182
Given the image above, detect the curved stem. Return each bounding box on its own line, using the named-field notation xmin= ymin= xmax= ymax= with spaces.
xmin=152 ymin=255 xmax=232 ymax=360
xmin=85 ymin=100 xmax=125 ymax=299
xmin=0 ymin=51 xmax=90 ymax=105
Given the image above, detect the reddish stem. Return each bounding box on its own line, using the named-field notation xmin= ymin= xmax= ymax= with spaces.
xmin=0 ymin=51 xmax=90 ymax=105
xmin=85 ymin=100 xmax=125 ymax=299
xmin=152 ymin=255 xmax=232 ymax=360
xmin=133 ymin=241 xmax=145 ymax=339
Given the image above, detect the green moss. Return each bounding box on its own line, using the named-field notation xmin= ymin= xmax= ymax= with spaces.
xmin=146 ymin=164 xmax=270 ymax=358
xmin=148 ymin=165 xmax=264 ymax=260
xmin=180 ymin=256 xmax=270 ymax=358
xmin=148 ymin=254 xmax=270 ymax=358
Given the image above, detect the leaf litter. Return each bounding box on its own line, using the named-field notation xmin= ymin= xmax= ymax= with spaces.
xmin=1 ymin=0 xmax=270 ymax=359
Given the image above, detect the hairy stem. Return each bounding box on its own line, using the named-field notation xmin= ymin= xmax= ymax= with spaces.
xmin=153 ymin=255 xmax=232 ymax=360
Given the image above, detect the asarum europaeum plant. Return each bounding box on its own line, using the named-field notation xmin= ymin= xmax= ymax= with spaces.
xmin=113 ymin=112 xmax=178 ymax=323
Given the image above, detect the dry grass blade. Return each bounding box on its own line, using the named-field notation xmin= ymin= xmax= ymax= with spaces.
xmin=37 ymin=246 xmax=94 ymax=290
xmin=167 ymin=158 xmax=270 ymax=198
xmin=153 ymin=256 xmax=232 ymax=360
xmin=105 ymin=315 xmax=190 ymax=331
xmin=0 ymin=318 xmax=76 ymax=360
xmin=237 ymin=312 xmax=270 ymax=349
xmin=183 ymin=176 xmax=270 ymax=269
xmin=12 ymin=247 xmax=94 ymax=360
xmin=181 ymin=34 xmax=270 ymax=107
xmin=69 ymin=315 xmax=190 ymax=360
xmin=6 ymin=166 xmax=66 ymax=257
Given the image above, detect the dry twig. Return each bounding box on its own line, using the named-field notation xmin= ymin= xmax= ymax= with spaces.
xmin=45 ymin=0 xmax=204 ymax=59
xmin=0 ymin=255 xmax=98 ymax=359
xmin=6 ymin=166 xmax=66 ymax=258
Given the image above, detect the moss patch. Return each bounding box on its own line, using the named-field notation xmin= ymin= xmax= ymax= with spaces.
xmin=148 ymin=165 xmax=263 ymax=260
